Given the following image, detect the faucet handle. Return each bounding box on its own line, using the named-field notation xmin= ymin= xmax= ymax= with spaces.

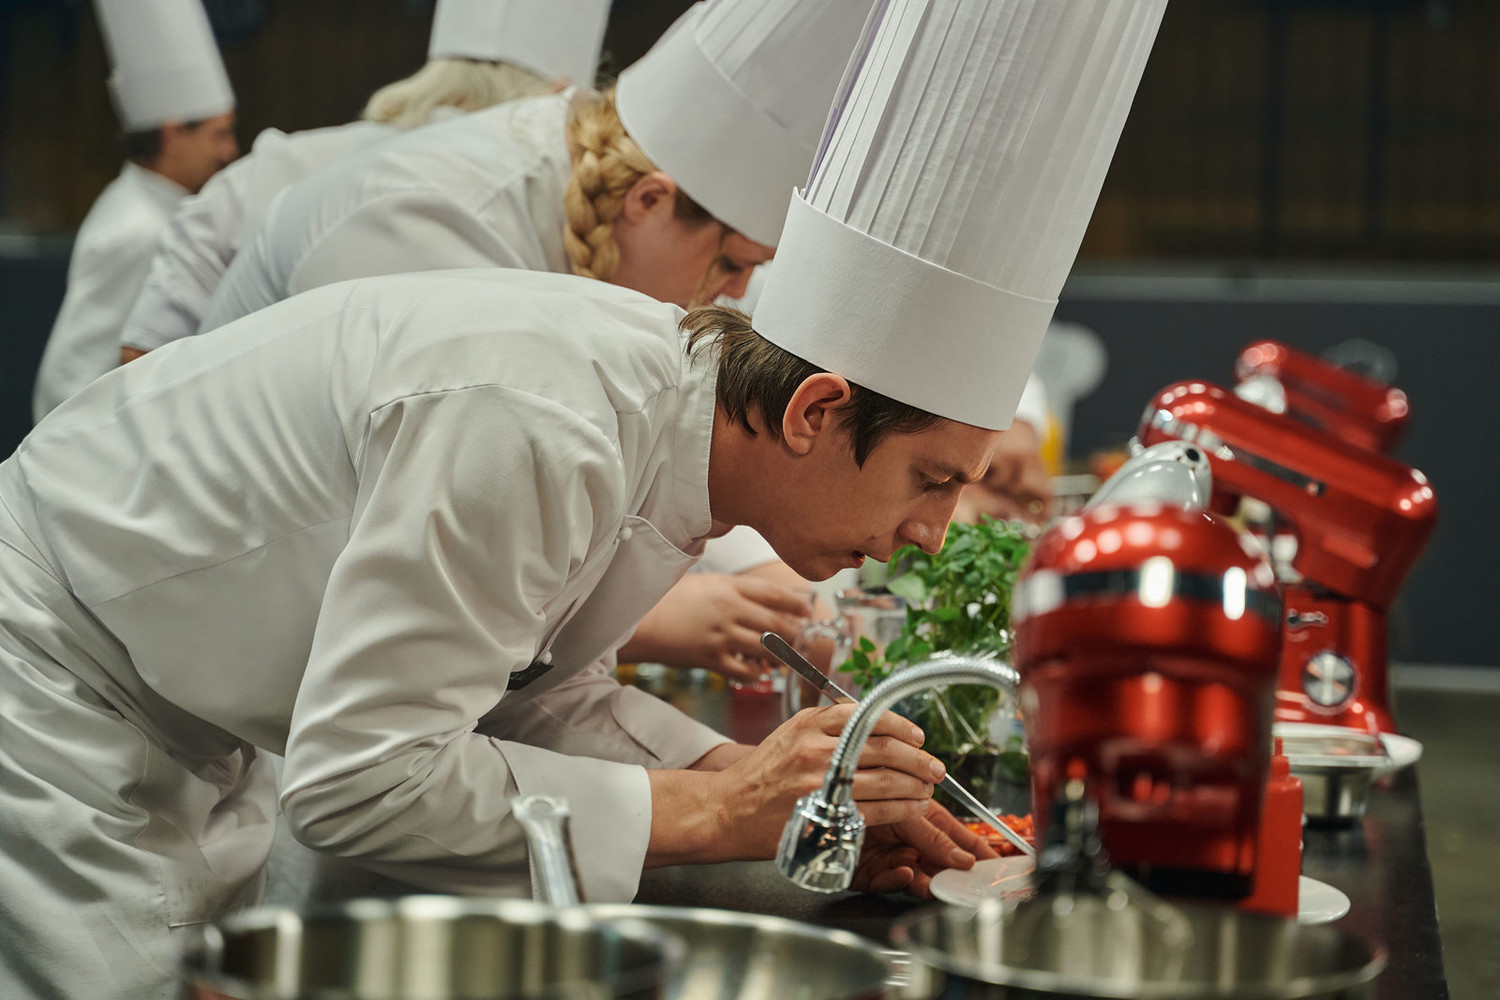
xmin=776 ymin=793 xmax=866 ymax=893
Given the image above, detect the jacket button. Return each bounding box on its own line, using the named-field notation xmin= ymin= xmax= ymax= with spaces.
xmin=618 ymin=526 xmax=634 ymax=542
xmin=538 ymin=650 xmax=553 ymax=665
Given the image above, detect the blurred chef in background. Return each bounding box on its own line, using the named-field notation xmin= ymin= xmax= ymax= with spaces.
xmin=31 ymin=0 xmax=236 ymax=422
xmin=118 ymin=0 xmax=613 ymax=365
xmin=0 ymin=2 xmax=1164 ymax=996
xmin=953 ymin=374 xmax=1055 ymax=526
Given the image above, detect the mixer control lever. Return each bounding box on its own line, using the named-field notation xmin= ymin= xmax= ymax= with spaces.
xmin=1287 ymin=610 xmax=1329 ymax=630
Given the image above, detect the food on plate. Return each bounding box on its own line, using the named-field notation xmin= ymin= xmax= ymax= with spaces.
xmin=961 ymin=812 xmax=1035 ymax=856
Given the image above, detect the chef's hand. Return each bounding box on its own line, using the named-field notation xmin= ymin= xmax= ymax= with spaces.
xmin=953 ymin=419 xmax=1052 ymax=526
xmin=696 ymin=704 xmax=943 ymax=860
xmin=851 ymin=800 xmax=1000 ymax=898
xmin=619 ymin=573 xmax=813 ymax=680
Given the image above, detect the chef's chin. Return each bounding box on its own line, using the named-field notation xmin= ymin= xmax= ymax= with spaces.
xmin=801 ymin=551 xmax=863 ymax=581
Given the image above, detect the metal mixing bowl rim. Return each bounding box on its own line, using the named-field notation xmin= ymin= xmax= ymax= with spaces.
xmin=181 ymin=896 xmax=688 ymax=1000
xmin=890 ymin=900 xmax=1388 ymax=1000
xmin=582 ymin=903 xmax=899 ymax=998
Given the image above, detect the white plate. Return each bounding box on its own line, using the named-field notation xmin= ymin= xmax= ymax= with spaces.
xmin=929 ymin=856 xmax=1035 ymax=908
xmin=932 ymin=860 xmax=1351 ymax=926
xmin=1376 ymin=732 xmax=1423 ymax=776
xmin=1297 ymin=875 xmax=1351 ymax=925
xmin=1272 ymin=721 xmax=1423 ymax=778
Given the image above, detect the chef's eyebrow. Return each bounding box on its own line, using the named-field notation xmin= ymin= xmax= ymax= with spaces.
xmin=923 ymin=461 xmax=983 ymax=486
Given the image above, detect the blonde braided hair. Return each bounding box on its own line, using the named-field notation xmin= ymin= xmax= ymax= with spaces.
xmin=363 ymin=58 xmax=554 ymax=131
xmin=564 ymin=88 xmax=714 ymax=281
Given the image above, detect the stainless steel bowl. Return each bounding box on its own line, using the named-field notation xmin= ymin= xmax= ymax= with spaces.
xmin=182 ymin=896 xmax=684 ymax=1000
xmin=583 ymin=905 xmax=897 ymax=1000
xmin=1294 ymin=764 xmax=1378 ymax=824
xmin=892 ymin=897 xmax=1385 ymax=999
xmin=1279 ymin=730 xmax=1388 ymax=825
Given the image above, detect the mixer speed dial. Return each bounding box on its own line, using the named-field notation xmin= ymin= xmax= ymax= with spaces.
xmin=1303 ymin=651 xmax=1356 ymax=708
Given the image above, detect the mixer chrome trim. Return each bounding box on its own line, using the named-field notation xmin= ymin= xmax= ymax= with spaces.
xmin=1014 ymin=566 xmax=1282 ymax=624
xmin=1147 ymin=409 xmax=1326 ymax=496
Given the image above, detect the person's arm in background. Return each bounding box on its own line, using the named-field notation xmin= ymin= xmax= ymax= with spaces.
xmin=119 ymin=142 xmax=264 ymax=362
xmin=618 ymin=527 xmax=833 ymax=681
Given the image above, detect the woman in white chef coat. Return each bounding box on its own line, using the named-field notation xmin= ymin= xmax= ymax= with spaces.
xmin=0 ymin=271 xmax=993 ymax=1000
xmin=192 ymin=0 xmax=877 ymax=331
xmin=118 ymin=0 xmax=612 ymax=363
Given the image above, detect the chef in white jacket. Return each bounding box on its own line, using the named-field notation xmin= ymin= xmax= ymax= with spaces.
xmin=0 ymin=271 xmax=985 ymax=999
xmin=118 ymin=0 xmax=612 ymax=363
xmin=195 ymin=0 xmax=879 ymax=332
xmin=0 ymin=2 xmax=1165 ymax=997
xmin=31 ymin=0 xmax=236 ymax=421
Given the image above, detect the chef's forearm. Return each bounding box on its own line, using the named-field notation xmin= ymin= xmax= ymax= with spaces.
xmin=689 ymin=742 xmax=751 ymax=770
xmin=643 ymin=768 xmax=729 ymax=867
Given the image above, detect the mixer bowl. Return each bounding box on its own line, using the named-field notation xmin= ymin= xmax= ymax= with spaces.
xmin=892 ymin=897 xmax=1385 ymax=999
xmin=181 ymin=896 xmax=683 ymax=1000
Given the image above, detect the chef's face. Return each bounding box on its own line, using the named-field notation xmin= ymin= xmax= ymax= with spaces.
xmin=763 ymin=409 xmax=1002 ymax=581
xmin=160 ymin=111 xmax=239 ymax=193
xmin=610 ymin=172 xmax=774 ymax=308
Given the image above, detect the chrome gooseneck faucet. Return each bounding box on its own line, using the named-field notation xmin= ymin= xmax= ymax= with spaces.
xmin=776 ymin=653 xmax=1020 ymax=893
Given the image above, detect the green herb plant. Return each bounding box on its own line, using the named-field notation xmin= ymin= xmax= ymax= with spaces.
xmin=839 ymin=516 xmax=1032 ymax=790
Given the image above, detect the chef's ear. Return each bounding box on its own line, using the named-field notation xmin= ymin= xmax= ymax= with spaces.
xmin=619 ymin=171 xmax=680 ymax=223
xmin=781 ymin=373 xmax=854 ymax=455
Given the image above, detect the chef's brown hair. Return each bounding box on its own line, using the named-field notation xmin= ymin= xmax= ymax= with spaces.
xmin=565 ymin=89 xmax=717 ymax=281
xmin=362 ymin=58 xmax=554 ymax=130
xmin=684 ymin=306 xmax=942 ymax=466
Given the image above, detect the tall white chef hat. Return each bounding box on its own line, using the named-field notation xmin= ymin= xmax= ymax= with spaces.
xmin=427 ymin=0 xmax=612 ymax=86
xmin=615 ymin=0 xmax=880 ymax=248
xmin=753 ymin=0 xmax=1167 ymax=431
xmin=95 ymin=0 xmax=234 ymax=132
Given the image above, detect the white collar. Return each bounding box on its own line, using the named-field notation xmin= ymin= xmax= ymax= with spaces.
xmin=121 ymin=161 xmax=190 ymax=206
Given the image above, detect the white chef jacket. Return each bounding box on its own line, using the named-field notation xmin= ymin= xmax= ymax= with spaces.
xmin=31 ymin=162 xmax=186 ymax=422
xmin=120 ymin=120 xmax=395 ymax=353
xmin=200 ymin=94 xmax=574 ymax=333
xmin=0 ymin=270 xmax=733 ymax=992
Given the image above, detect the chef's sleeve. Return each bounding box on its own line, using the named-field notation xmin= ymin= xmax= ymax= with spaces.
xmin=286 ymin=189 xmax=537 ymax=300
xmin=481 ymin=658 xmax=730 ymax=770
xmin=120 ymin=152 xmax=257 ymax=353
xmin=280 ymin=385 xmax=654 ymax=902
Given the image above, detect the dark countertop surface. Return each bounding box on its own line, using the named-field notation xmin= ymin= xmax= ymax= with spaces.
xmin=631 ymin=676 xmax=1450 ymax=999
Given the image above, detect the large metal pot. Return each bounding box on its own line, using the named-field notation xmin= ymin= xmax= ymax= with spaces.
xmin=584 ymin=904 xmax=896 ymax=1000
xmin=512 ymin=796 xmax=900 ymax=1000
xmin=891 ymin=897 xmax=1385 ymax=999
xmin=182 ymin=896 xmax=684 ymax=1000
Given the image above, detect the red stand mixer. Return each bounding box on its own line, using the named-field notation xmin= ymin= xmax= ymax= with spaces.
xmin=1013 ymin=495 xmax=1284 ymax=900
xmin=1235 ymin=340 xmax=1410 ymax=455
xmin=1137 ymin=381 xmax=1437 ymax=735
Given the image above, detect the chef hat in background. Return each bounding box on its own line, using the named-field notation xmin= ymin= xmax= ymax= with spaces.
xmin=95 ymin=0 xmax=235 ymax=132
xmin=615 ymin=0 xmax=881 ymax=248
xmin=753 ymin=0 xmax=1167 ymax=430
xmin=427 ymin=0 xmax=612 ymax=86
